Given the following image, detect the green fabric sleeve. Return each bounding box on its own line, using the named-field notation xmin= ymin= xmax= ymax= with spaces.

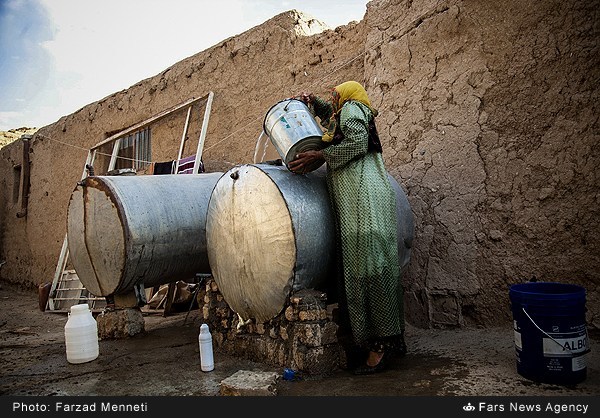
xmin=322 ymin=101 xmax=371 ymax=171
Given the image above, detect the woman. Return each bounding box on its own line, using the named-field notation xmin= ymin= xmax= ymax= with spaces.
xmin=288 ymin=81 xmax=406 ymax=375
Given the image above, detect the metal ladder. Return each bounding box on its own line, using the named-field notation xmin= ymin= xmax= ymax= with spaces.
xmin=46 ymin=93 xmax=214 ymax=312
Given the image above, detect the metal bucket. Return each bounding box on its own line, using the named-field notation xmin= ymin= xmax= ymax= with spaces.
xmin=67 ymin=173 xmax=222 ymax=296
xmin=263 ymin=98 xmax=325 ymax=172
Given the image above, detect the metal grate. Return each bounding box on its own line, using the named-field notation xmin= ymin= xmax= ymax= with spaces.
xmin=47 ymin=269 xmax=106 ymax=312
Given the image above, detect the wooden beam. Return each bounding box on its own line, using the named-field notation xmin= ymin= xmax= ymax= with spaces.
xmin=91 ymin=95 xmax=209 ymax=151
xmin=176 ymin=105 xmax=193 ymax=163
xmin=193 ymin=91 xmax=214 ymax=174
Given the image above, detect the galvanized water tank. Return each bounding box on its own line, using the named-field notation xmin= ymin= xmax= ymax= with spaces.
xmin=67 ymin=173 xmax=222 ymax=296
xmin=206 ymin=164 xmax=335 ymax=323
xmin=205 ymin=164 xmax=414 ymax=323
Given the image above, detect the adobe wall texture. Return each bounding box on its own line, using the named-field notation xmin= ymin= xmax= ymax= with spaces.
xmin=1 ymin=0 xmax=598 ymax=329
xmin=364 ymin=0 xmax=599 ymax=328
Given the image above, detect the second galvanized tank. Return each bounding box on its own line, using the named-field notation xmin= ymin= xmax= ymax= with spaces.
xmin=205 ymin=163 xmax=414 ymax=323
xmin=67 ymin=173 xmax=222 ymax=296
xmin=206 ymin=164 xmax=335 ymax=323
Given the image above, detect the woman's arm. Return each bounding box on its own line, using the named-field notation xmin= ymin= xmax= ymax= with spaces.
xmin=322 ymin=102 xmax=370 ymax=170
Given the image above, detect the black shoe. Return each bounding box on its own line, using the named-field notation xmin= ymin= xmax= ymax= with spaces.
xmin=353 ymin=358 xmax=386 ymax=375
xmin=396 ymin=337 xmax=407 ymax=358
xmin=388 ymin=332 xmax=407 ymax=359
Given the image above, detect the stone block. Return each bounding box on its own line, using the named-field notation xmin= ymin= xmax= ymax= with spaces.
xmin=290 ymin=289 xmax=327 ymax=307
xmin=298 ymin=308 xmax=327 ymax=321
xmin=279 ymin=324 xmax=289 ymax=341
xmin=293 ymin=322 xmax=338 ymax=347
xmin=284 ymin=305 xmax=296 ymax=321
xmin=291 ymin=345 xmax=341 ymax=375
xmin=97 ymin=308 xmax=144 ymax=339
xmin=219 ymin=370 xmax=279 ymax=396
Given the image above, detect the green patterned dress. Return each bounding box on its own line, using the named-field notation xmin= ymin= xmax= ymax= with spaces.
xmin=312 ymin=97 xmax=405 ymax=350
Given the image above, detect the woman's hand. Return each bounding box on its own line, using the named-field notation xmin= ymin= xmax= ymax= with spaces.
xmin=288 ymin=150 xmax=324 ymax=174
xmin=296 ymin=92 xmax=314 ymax=105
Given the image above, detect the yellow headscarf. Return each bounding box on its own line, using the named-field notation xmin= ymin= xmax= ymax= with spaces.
xmin=322 ymin=81 xmax=378 ymax=142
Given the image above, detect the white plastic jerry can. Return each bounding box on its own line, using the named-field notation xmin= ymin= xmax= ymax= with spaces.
xmin=64 ymin=303 xmax=99 ymax=364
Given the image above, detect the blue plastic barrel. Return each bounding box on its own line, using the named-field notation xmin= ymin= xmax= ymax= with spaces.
xmin=509 ymin=282 xmax=589 ymax=385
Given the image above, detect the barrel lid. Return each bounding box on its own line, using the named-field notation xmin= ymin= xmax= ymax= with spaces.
xmin=206 ymin=164 xmax=297 ymax=323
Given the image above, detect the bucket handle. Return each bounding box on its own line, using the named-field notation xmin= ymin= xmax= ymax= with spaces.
xmin=522 ymin=307 xmax=591 ymax=355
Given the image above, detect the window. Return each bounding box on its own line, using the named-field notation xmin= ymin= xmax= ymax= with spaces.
xmin=115 ymin=127 xmax=151 ymax=170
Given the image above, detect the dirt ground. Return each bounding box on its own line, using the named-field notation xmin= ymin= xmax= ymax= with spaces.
xmin=1 ymin=281 xmax=599 ymax=398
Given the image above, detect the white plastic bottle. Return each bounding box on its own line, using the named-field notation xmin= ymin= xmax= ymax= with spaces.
xmin=198 ymin=323 xmax=214 ymax=372
xmin=64 ymin=303 xmax=99 ymax=364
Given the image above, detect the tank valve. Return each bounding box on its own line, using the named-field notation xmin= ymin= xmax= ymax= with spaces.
xmin=230 ymin=171 xmax=239 ymax=180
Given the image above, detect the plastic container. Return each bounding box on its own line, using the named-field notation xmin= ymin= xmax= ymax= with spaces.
xmin=64 ymin=303 xmax=99 ymax=364
xmin=199 ymin=323 xmax=214 ymax=372
xmin=509 ymin=282 xmax=589 ymax=385
xmin=283 ymin=368 xmax=296 ymax=381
